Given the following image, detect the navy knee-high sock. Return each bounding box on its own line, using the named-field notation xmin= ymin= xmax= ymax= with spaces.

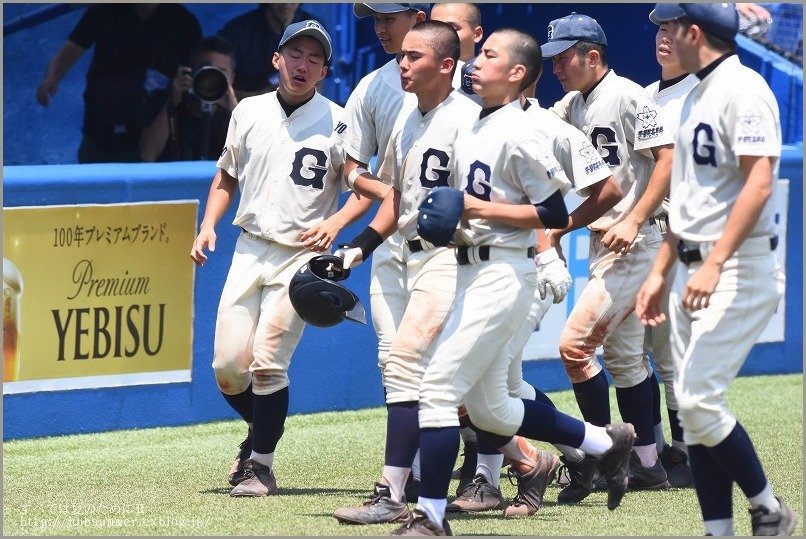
xmin=707 ymin=422 xmax=768 ymax=498
xmin=221 ymin=382 xmax=254 ymax=423
xmin=533 ymin=387 xmax=557 ymax=409
xmin=649 ymin=371 xmax=663 ymax=426
xmin=687 ymin=444 xmax=733 ymax=521
xmin=572 ymin=370 xmax=611 ymax=426
xmin=385 ymin=401 xmax=420 ymax=468
xmin=419 ymin=427 xmax=460 ymax=500
xmin=516 ymin=398 xmax=586 ymax=448
xmin=615 ymin=377 xmax=655 ymax=447
xmin=252 ymin=387 xmax=289 ymax=454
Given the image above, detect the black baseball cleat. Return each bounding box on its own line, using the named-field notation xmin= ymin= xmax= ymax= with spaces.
xmin=228 ymin=428 xmax=253 ymax=486
xmin=627 ymin=451 xmax=670 ymax=490
xmin=749 ymin=497 xmax=797 ymax=536
xmin=557 ymin=456 xmax=599 ymax=504
xmin=390 ymin=509 xmax=452 ymax=536
xmin=333 ymin=483 xmax=412 ymax=525
xmin=597 ymin=423 xmax=637 ymax=511
xmin=659 ymin=444 xmax=694 ymax=488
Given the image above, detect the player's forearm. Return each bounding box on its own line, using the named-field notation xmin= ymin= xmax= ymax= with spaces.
xmin=559 ymin=177 xmax=622 ymax=235
xmin=464 ymin=200 xmax=543 ymax=229
xmin=343 ymin=158 xmax=391 ymax=201
xmin=199 ymin=169 xmax=237 ymax=232
xmin=139 ymin=102 xmax=171 ymax=162
xmin=331 ymin=190 xmax=377 ymax=230
xmin=703 ymin=156 xmax=774 ymax=269
xmin=627 ymin=145 xmax=674 ymax=225
xmin=650 ymin=231 xmax=678 ymax=278
xmin=367 ymin=189 xmax=401 ymax=239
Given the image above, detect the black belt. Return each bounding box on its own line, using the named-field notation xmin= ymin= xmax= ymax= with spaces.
xmin=407 ymin=239 xmax=425 ymax=253
xmin=456 ymin=245 xmax=536 ymax=265
xmin=677 ymin=235 xmax=778 ymax=265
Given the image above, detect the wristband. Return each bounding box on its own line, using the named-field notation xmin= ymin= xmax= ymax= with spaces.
xmin=347 ymin=226 xmax=383 ymax=258
xmin=346 ymin=166 xmax=369 ymax=190
xmin=535 ymin=247 xmax=560 ymax=265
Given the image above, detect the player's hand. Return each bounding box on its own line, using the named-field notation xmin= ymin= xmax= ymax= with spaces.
xmin=601 ymin=218 xmax=640 ymax=255
xmin=301 ymin=219 xmax=340 ymax=252
xmin=636 ymin=272 xmax=667 ymax=326
xmin=36 ymin=78 xmax=59 ymax=107
xmin=535 ymin=248 xmax=571 ymax=303
xmin=333 ymin=245 xmax=364 ymax=270
xmin=682 ymin=262 xmax=721 ymax=312
xmin=190 ymin=229 xmax=216 ymax=266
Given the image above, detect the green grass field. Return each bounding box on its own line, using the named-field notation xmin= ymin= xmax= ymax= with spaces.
xmin=3 ymin=373 xmax=802 ymax=536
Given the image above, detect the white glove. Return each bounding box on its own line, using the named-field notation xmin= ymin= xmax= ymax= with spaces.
xmin=535 ymin=247 xmax=571 ymax=304
xmin=333 ymin=245 xmax=364 ymax=270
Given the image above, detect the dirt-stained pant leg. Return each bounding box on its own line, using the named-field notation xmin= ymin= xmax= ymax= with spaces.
xmin=212 ymin=237 xmax=315 ymax=396
xmin=384 ymin=248 xmax=457 ymax=404
xmin=370 ymin=234 xmax=408 ymax=389
xmin=670 ymin=250 xmax=785 ymax=447
xmin=419 ymin=256 xmax=536 ymax=435
xmin=560 ymin=223 xmax=662 ymax=386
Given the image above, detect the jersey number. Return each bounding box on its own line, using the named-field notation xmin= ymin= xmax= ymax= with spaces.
xmin=692 ymin=122 xmax=717 ymax=167
xmin=419 ymin=148 xmax=451 ymax=189
xmin=290 ymin=148 xmax=328 ymax=189
xmin=464 ymin=160 xmax=492 ymax=201
xmin=589 ymin=126 xmax=621 ymax=167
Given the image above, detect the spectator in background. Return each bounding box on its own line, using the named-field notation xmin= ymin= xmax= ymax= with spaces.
xmin=35 ymin=4 xmax=202 ymax=164
xmin=218 ymin=3 xmax=317 ymax=101
xmin=140 ymin=36 xmax=238 ymax=162
xmin=737 ymin=3 xmax=773 ymax=39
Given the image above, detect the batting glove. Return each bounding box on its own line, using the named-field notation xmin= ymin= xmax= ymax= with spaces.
xmin=333 ymin=245 xmax=364 ymax=270
xmin=536 ymin=247 xmax=571 ymax=304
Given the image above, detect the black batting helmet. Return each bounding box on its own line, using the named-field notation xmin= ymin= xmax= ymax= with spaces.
xmin=288 ymin=255 xmax=366 ymax=328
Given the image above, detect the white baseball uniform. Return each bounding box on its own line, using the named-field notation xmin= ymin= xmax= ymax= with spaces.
xmin=643 ymin=73 xmax=698 ymax=411
xmin=668 ymin=54 xmax=784 ymax=446
xmin=550 ymin=71 xmax=673 ymax=389
xmin=508 ymin=99 xmax=614 ymax=400
xmin=333 ymin=58 xmax=418 ymax=377
xmin=212 ymin=91 xmax=346 ymax=396
xmin=373 ymin=91 xmax=481 ymax=404
xmin=418 ymin=101 xmax=572 ymax=435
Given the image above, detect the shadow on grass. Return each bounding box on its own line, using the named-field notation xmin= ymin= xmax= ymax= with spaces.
xmin=198 ymin=486 xmax=369 ymax=496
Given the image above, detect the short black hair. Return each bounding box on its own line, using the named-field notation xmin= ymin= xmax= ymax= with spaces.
xmin=574 ymin=41 xmax=608 ymax=69
xmin=494 ymin=27 xmax=542 ymax=93
xmin=410 ymin=20 xmax=461 ymax=77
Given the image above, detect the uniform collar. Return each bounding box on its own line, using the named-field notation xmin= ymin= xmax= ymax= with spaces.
xmin=695 ymin=52 xmax=736 ymax=81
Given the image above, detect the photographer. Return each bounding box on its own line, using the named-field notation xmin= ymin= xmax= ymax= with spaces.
xmin=140 ymin=36 xmax=237 ymax=162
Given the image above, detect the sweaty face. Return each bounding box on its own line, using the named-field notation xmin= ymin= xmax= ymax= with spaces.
xmin=471 ymin=33 xmax=514 ymax=99
xmin=399 ymin=31 xmax=446 ymax=95
xmin=430 ymin=4 xmax=479 ymax=62
xmin=373 ymin=11 xmax=419 ymax=54
xmin=550 ymin=48 xmax=589 ymax=93
xmin=272 ymin=35 xmax=327 ymax=101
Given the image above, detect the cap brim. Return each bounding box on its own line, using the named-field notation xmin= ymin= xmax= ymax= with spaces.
xmin=649 ymin=3 xmax=687 ymax=25
xmin=353 ymin=3 xmax=406 ymax=18
xmin=540 ymin=40 xmax=578 ymax=58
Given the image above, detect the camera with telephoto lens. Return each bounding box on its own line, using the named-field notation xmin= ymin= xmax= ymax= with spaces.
xmin=190 ymin=63 xmax=229 ymax=105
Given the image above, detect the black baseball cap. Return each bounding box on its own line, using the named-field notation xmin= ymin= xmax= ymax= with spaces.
xmin=540 ymin=13 xmax=608 ymax=58
xmin=353 ymin=3 xmax=430 ymax=18
xmin=650 ymin=3 xmax=739 ymax=41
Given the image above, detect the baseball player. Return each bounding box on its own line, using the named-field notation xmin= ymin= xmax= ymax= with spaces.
xmin=445 ymin=74 xmax=624 ymax=516
xmin=540 ymin=12 xmax=676 ymax=503
xmin=391 ymin=28 xmax=636 ymax=536
xmin=330 ymin=20 xmax=482 ymax=526
xmin=190 ymin=20 xmax=365 ymax=497
xmin=329 ymin=1 xmax=429 ymax=518
xmin=429 ymin=0 xmax=484 ymax=490
xmin=636 ymin=3 xmax=795 ymax=536
xmin=643 ymin=3 xmax=700 ymax=489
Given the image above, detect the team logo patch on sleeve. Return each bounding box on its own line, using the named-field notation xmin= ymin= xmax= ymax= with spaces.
xmin=637 ymin=105 xmax=664 ymax=140
xmin=737 ymin=112 xmax=766 ymax=143
xmin=579 ymin=144 xmax=605 ymax=175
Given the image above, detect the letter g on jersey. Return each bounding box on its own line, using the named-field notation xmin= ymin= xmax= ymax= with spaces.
xmin=692 ymin=122 xmax=717 ymax=167
xmin=291 ymin=147 xmax=328 ymax=189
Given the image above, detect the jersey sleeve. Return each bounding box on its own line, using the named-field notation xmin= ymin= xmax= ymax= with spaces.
xmin=376 ymin=130 xmax=400 ymax=189
xmin=557 ymin=124 xmax=612 ymax=198
xmin=627 ymin=90 xmax=675 ymax=157
xmin=513 ymin=136 xmax=572 ymax=205
xmin=333 ymin=78 xmax=378 ymax=165
xmin=216 ymin=105 xmax=241 ymax=179
xmin=548 ymin=92 xmax=576 ymax=122
xmin=726 ymin=91 xmax=782 ymax=160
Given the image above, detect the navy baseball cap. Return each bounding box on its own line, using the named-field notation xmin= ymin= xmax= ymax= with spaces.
xmin=540 ymin=12 xmax=607 ymax=58
xmin=417 ymin=187 xmax=464 ymax=247
xmin=353 ymin=3 xmax=430 ymax=18
xmin=279 ymin=19 xmax=333 ymax=61
xmin=649 ymin=3 xmax=687 ymax=25
xmin=679 ymin=3 xmax=739 ymax=41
